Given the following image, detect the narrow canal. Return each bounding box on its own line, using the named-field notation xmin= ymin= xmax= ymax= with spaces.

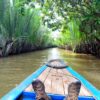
xmin=0 ymin=48 xmax=100 ymax=97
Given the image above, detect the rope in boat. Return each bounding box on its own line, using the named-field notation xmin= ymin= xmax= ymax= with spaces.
xmin=46 ymin=59 xmax=80 ymax=81
xmin=46 ymin=59 xmax=68 ymax=69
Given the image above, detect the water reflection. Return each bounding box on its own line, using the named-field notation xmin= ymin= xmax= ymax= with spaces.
xmin=0 ymin=48 xmax=100 ymax=97
xmin=47 ymin=48 xmax=62 ymax=60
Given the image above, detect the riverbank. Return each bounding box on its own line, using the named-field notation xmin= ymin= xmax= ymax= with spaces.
xmin=74 ymin=41 xmax=100 ymax=58
xmin=59 ymin=41 xmax=100 ymax=58
xmin=0 ymin=39 xmax=56 ymax=57
xmin=0 ymin=39 xmax=100 ymax=58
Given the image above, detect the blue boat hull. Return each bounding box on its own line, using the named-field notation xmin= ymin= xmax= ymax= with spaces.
xmin=1 ymin=65 xmax=100 ymax=100
xmin=22 ymin=92 xmax=95 ymax=100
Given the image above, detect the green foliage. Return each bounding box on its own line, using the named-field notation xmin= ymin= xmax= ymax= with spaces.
xmin=0 ymin=0 xmax=53 ymax=56
xmin=39 ymin=0 xmax=100 ymax=51
xmin=55 ymin=19 xmax=82 ymax=49
xmin=0 ymin=0 xmax=100 ymax=56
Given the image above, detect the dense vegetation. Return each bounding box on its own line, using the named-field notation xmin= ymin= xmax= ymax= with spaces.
xmin=0 ymin=0 xmax=53 ymax=57
xmin=39 ymin=0 xmax=100 ymax=57
xmin=0 ymin=0 xmax=100 ymax=57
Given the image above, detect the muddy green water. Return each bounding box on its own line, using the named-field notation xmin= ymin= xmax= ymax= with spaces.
xmin=0 ymin=48 xmax=100 ymax=97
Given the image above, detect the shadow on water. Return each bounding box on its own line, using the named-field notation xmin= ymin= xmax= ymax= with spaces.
xmin=0 ymin=48 xmax=100 ymax=97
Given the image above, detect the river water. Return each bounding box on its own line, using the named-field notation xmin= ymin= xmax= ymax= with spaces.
xmin=0 ymin=48 xmax=100 ymax=97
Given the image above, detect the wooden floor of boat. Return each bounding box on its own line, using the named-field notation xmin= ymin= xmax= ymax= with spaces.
xmin=25 ymin=67 xmax=92 ymax=96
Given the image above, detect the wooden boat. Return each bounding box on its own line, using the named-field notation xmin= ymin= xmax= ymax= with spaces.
xmin=1 ymin=59 xmax=100 ymax=100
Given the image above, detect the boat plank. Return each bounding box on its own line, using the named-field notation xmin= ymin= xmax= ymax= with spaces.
xmin=24 ymin=67 xmax=92 ymax=97
xmin=61 ymin=69 xmax=77 ymax=95
xmin=50 ymin=68 xmax=57 ymax=94
xmin=25 ymin=67 xmax=51 ymax=92
xmin=80 ymin=86 xmax=92 ymax=96
xmin=57 ymin=69 xmax=65 ymax=95
xmin=62 ymin=68 xmax=92 ymax=96
xmin=38 ymin=67 xmax=51 ymax=82
xmin=44 ymin=68 xmax=52 ymax=93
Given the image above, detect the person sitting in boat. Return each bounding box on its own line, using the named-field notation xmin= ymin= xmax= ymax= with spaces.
xmin=32 ymin=79 xmax=81 ymax=100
